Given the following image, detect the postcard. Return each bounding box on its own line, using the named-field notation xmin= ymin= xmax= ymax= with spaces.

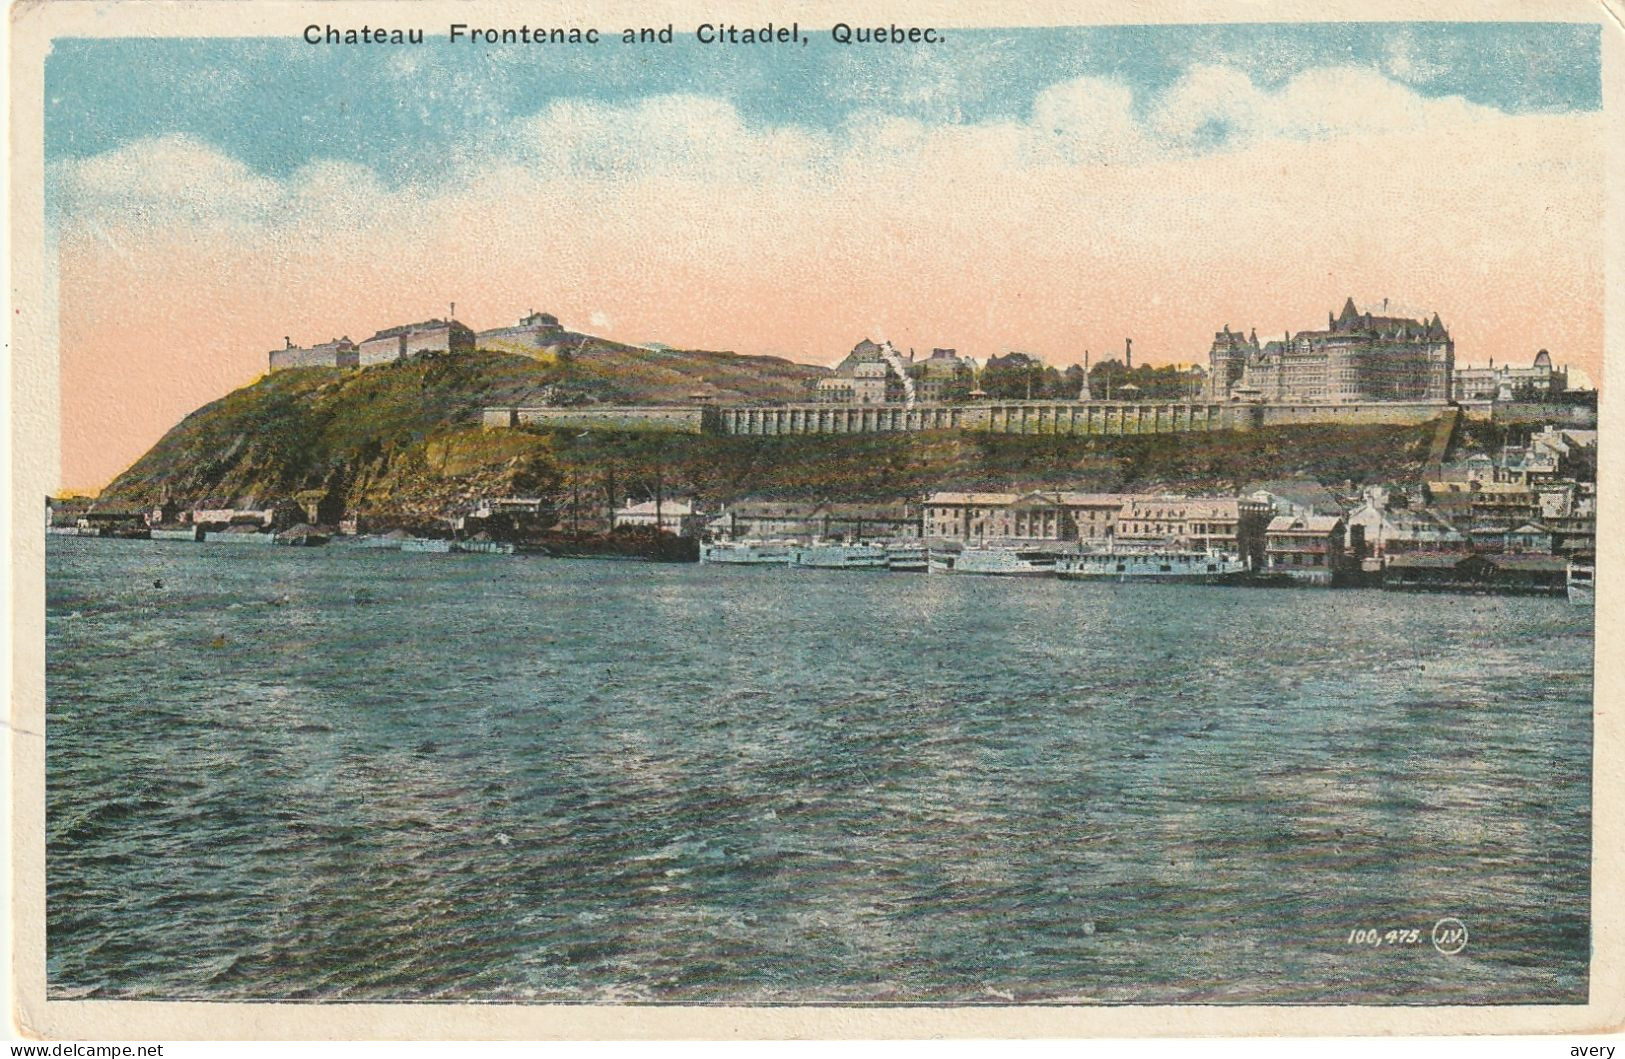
xmin=9 ymin=0 xmax=1624 ymax=1041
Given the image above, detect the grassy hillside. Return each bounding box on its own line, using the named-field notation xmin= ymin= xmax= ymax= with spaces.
xmin=529 ymin=422 xmax=1441 ymax=506
xmin=99 ymin=344 xmax=822 ymax=513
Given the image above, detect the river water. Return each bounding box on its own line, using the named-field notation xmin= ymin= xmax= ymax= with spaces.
xmin=45 ymin=537 xmax=1593 ymax=1004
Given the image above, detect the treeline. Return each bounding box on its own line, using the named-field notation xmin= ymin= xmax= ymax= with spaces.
xmin=976 ymin=353 xmax=1205 ymax=401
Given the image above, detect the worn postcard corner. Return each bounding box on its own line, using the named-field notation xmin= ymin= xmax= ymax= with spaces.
xmin=8 ymin=0 xmax=1625 ymax=1042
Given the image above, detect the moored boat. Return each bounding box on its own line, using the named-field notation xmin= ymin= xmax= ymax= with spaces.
xmin=885 ymin=541 xmax=928 ymax=572
xmin=454 ymin=539 xmax=516 ymax=555
xmin=930 ymin=542 xmax=1060 ymax=577
xmin=790 ymin=541 xmax=889 ymax=570
xmin=203 ymin=528 xmax=275 ymax=545
xmin=1567 ymin=559 xmax=1595 ymax=607
xmin=700 ymin=539 xmax=794 ymax=565
xmin=275 ymin=524 xmax=331 ymax=547
xmin=1056 ymin=548 xmax=1249 ymax=583
xmin=400 ymin=538 xmax=454 ymax=553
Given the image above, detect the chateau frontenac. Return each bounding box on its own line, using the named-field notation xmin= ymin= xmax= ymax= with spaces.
xmin=1208 ymin=297 xmax=1454 ymax=403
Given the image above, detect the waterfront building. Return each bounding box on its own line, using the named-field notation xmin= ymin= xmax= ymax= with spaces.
xmin=74 ymin=509 xmax=148 ymax=532
xmin=1344 ymin=501 xmax=1467 ymax=560
xmin=1468 ymin=483 xmax=1542 ymax=532
xmin=995 ymin=492 xmax=1126 ymax=542
xmin=922 ymin=491 xmax=1123 ymax=543
xmin=358 ymin=318 xmax=476 ymax=366
xmin=710 ymin=500 xmax=827 ymax=541
xmin=1381 ymin=553 xmax=1566 ymax=595
xmin=1385 ymin=553 xmax=1569 ymax=594
xmin=1241 ymin=478 xmax=1345 ymax=519
xmin=1117 ymin=496 xmax=1271 ymax=564
xmin=1210 ymin=297 xmax=1453 ymax=403
xmin=1503 ymin=522 xmax=1555 ymax=554
xmin=613 ymin=497 xmax=707 ymax=537
xmin=1453 ymin=350 xmax=1568 ymax=402
xmin=923 ymin=490 xmax=1266 ymax=556
xmin=922 ymin=492 xmax=1020 ymax=540
xmin=813 ymin=502 xmax=921 ymax=540
xmin=46 ymin=497 xmax=92 ymax=529
xmin=188 ymin=501 xmax=305 ymax=531
xmin=1059 ymin=494 xmax=1131 ymax=543
xmin=146 ymin=500 xmax=186 ymax=526
xmin=1264 ymin=514 xmax=1346 ymax=584
xmin=1547 ymin=511 xmax=1597 ymax=556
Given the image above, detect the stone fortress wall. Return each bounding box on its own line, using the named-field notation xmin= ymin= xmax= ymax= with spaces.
xmin=484 ymin=406 xmax=718 ymax=434
xmin=483 ymin=399 xmax=1457 ymax=439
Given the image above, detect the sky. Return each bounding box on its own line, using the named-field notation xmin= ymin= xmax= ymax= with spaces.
xmin=46 ymin=22 xmax=1605 ymax=492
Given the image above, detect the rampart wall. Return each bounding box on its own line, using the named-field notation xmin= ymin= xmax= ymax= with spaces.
xmin=270 ymin=347 xmax=338 ymax=372
xmin=1250 ymin=402 xmax=1452 ymax=428
xmin=489 ymin=405 xmax=716 ymax=433
xmin=481 ymin=400 xmax=1457 ymax=438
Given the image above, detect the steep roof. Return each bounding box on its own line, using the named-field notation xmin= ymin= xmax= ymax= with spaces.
xmin=1266 ymin=514 xmax=1343 ymax=534
xmin=617 ymin=498 xmax=698 ymax=517
xmin=1243 ymin=478 xmax=1345 ymax=515
xmin=818 ymin=501 xmax=916 ymax=519
xmin=724 ymin=500 xmax=823 ymax=518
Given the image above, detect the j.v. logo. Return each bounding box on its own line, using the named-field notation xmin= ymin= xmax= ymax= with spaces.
xmin=1432 ymin=918 xmax=1469 ymax=956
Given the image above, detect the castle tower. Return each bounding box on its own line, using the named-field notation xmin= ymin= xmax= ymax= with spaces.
xmin=1206 ymin=324 xmax=1252 ymax=400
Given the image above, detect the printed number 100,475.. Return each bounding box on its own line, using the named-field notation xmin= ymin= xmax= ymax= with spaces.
xmin=1347 ymin=928 xmax=1423 ymax=946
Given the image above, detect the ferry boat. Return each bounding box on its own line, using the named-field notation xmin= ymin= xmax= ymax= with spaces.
xmin=885 ymin=541 xmax=928 ymax=572
xmin=400 ymin=538 xmax=453 ymax=554
xmin=699 ymin=539 xmax=793 ymax=565
xmin=1567 ymin=559 xmax=1595 ymax=607
xmin=790 ymin=542 xmax=889 ymax=570
xmin=454 ymin=539 xmax=516 ymax=555
xmin=203 ymin=529 xmax=275 ymax=545
xmin=929 ymin=543 xmax=1060 ymax=577
xmin=1055 ymin=548 xmax=1249 ymax=584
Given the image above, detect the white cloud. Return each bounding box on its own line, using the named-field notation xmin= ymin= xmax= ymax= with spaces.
xmin=49 ymin=133 xmax=284 ymax=229
xmin=1026 ymin=76 xmax=1147 ymax=165
xmin=506 ymin=93 xmax=831 ymax=181
xmin=48 ymin=65 xmax=1521 ymax=238
xmin=1149 ymin=65 xmax=1496 ymax=149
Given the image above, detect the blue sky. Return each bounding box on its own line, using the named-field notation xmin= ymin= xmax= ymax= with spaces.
xmin=46 ymin=22 xmax=1600 ymax=186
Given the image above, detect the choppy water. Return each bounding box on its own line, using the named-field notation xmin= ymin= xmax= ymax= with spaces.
xmin=46 ymin=537 xmax=1592 ymax=1004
